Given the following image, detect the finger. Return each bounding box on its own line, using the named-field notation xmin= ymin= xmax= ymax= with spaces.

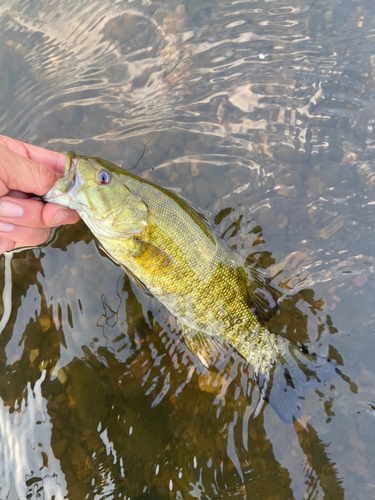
xmin=0 ymin=222 xmax=51 ymax=247
xmin=0 ymin=197 xmax=45 ymax=228
xmin=7 ymin=190 xmax=31 ymax=199
xmin=0 ymin=196 xmax=80 ymax=229
xmin=0 ymin=135 xmax=65 ymax=174
xmin=0 ymin=144 xmax=61 ymax=197
xmin=0 ymin=238 xmax=15 ymax=254
xmin=42 ymin=202 xmax=80 ymax=227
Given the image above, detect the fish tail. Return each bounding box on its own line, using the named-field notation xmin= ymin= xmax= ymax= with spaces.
xmin=259 ymin=336 xmax=338 ymax=424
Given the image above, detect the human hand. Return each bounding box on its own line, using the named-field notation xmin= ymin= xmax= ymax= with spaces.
xmin=0 ymin=135 xmax=80 ymax=254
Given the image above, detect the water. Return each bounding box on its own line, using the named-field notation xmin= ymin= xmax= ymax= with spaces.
xmin=0 ymin=0 xmax=375 ymax=498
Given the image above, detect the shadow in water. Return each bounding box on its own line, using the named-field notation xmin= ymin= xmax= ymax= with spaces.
xmin=0 ymin=235 xmax=354 ymax=499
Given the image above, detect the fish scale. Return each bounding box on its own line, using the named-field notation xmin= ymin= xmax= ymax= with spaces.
xmin=43 ymin=152 xmax=338 ymax=423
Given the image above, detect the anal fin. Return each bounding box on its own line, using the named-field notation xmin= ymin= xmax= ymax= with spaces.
xmin=182 ymin=326 xmax=233 ymax=368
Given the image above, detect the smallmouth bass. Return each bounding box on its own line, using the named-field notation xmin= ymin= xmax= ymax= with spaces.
xmin=44 ymin=152 xmax=336 ymax=423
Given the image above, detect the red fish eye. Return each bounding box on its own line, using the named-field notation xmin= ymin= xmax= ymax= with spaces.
xmin=97 ymin=170 xmax=111 ymax=185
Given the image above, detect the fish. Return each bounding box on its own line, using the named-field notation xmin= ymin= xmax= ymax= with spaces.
xmin=43 ymin=152 xmax=337 ymax=423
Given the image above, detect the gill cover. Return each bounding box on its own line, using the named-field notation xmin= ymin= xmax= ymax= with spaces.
xmin=44 ymin=151 xmax=149 ymax=238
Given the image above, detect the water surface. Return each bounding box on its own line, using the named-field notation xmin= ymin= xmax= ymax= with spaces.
xmin=1 ymin=0 xmax=375 ymax=498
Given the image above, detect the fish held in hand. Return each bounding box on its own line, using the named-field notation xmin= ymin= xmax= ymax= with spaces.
xmin=43 ymin=152 xmax=337 ymax=423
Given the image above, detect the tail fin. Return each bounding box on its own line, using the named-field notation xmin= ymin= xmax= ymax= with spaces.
xmin=260 ymin=337 xmax=338 ymax=424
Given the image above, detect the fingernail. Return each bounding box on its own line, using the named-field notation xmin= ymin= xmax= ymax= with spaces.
xmin=0 ymin=200 xmax=24 ymax=218
xmin=0 ymin=221 xmax=15 ymax=233
xmin=52 ymin=208 xmax=69 ymax=225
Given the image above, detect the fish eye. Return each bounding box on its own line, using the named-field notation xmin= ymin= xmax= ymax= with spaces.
xmin=97 ymin=169 xmax=111 ymax=185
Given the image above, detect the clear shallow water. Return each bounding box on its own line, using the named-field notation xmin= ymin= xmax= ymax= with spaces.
xmin=1 ymin=0 xmax=375 ymax=498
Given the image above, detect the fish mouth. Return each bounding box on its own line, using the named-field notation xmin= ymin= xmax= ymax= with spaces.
xmin=64 ymin=151 xmax=78 ymax=175
xmin=42 ymin=151 xmax=81 ymax=208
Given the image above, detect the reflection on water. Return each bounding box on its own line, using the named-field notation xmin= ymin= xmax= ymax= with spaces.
xmin=0 ymin=245 xmax=346 ymax=499
xmin=1 ymin=0 xmax=375 ymax=498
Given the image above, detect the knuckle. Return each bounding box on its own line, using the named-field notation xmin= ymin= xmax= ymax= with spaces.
xmin=35 ymin=163 xmax=57 ymax=195
xmin=28 ymin=161 xmax=57 ymax=196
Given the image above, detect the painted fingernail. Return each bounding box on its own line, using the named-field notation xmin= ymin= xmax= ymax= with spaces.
xmin=0 ymin=221 xmax=15 ymax=233
xmin=0 ymin=200 xmax=24 ymax=218
xmin=52 ymin=208 xmax=69 ymax=225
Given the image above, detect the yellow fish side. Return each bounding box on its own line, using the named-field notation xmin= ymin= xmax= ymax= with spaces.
xmin=43 ymin=152 xmax=337 ymax=423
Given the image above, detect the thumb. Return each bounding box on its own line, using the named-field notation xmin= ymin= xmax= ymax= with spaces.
xmin=0 ymin=144 xmax=61 ymax=197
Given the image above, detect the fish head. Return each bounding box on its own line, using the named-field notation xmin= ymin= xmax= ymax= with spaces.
xmin=43 ymin=152 xmax=148 ymax=239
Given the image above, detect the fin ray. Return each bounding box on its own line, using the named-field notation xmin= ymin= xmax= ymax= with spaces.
xmin=122 ymin=265 xmax=154 ymax=297
xmin=240 ymin=262 xmax=279 ymax=322
xmin=182 ymin=326 xmax=233 ymax=367
xmin=263 ymin=337 xmax=338 ymax=424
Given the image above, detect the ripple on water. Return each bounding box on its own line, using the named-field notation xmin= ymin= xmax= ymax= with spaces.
xmin=1 ymin=0 xmax=375 ymax=498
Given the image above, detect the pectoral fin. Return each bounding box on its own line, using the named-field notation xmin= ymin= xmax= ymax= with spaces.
xmin=122 ymin=265 xmax=154 ymax=297
xmin=134 ymin=238 xmax=174 ymax=269
xmin=182 ymin=326 xmax=233 ymax=367
xmin=121 ymin=239 xmax=174 ymax=295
